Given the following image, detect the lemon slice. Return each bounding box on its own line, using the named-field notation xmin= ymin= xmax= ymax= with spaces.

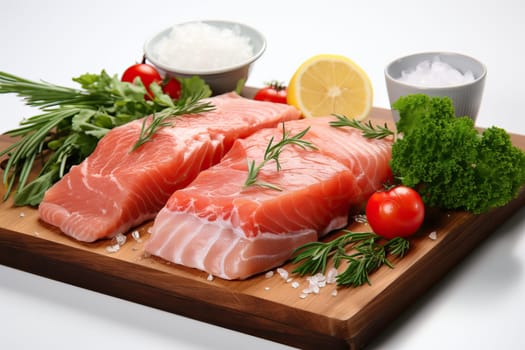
xmin=287 ymin=54 xmax=373 ymax=120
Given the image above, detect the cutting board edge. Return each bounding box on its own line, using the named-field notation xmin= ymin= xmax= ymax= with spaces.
xmin=341 ymin=186 xmax=525 ymax=349
xmin=0 ymin=225 xmax=353 ymax=349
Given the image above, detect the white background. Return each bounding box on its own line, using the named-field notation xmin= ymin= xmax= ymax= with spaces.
xmin=1 ymin=0 xmax=525 ymax=349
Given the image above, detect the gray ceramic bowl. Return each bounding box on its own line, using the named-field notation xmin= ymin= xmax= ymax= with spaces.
xmin=385 ymin=52 xmax=487 ymax=123
xmin=144 ymin=20 xmax=266 ymax=95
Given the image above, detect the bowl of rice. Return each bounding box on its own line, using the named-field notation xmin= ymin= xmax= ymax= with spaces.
xmin=144 ymin=20 xmax=266 ymax=95
xmin=385 ymin=52 xmax=487 ymax=122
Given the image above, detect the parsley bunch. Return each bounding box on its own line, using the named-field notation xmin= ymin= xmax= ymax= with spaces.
xmin=391 ymin=94 xmax=525 ymax=213
xmin=332 ymin=95 xmax=525 ymax=213
xmin=0 ymin=71 xmax=213 ymax=206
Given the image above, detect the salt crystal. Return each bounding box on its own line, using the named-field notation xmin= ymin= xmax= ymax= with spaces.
xmin=131 ymin=230 xmax=141 ymax=241
xmin=153 ymin=22 xmax=254 ymax=71
xmin=331 ymin=289 xmax=338 ymax=297
xmin=299 ymin=293 xmax=308 ymax=299
xmin=291 ymin=281 xmax=300 ymax=289
xmin=264 ymin=286 xmax=270 ymax=291
xmin=303 ymin=280 xmax=320 ymax=294
xmin=106 ymin=244 xmax=120 ymax=253
xmin=309 ymin=283 xmax=320 ymax=294
xmin=399 ymin=56 xmax=475 ymax=87
xmin=18 ymin=212 xmax=25 ymax=217
xmin=326 ymin=268 xmax=338 ymax=284
xmin=353 ymin=214 xmax=368 ymax=224
xmin=277 ymin=267 xmax=289 ymax=280
xmin=115 ymin=233 xmax=127 ymax=246
xmin=429 ymin=231 xmax=438 ymax=240
xmin=286 ymin=278 xmax=293 ymax=283
xmin=207 ymin=274 xmax=214 ymax=281
xmin=308 ymin=273 xmax=326 ymax=285
xmin=265 ymin=270 xmax=274 ymax=278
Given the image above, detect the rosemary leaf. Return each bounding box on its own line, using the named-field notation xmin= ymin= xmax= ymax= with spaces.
xmin=129 ymin=100 xmax=215 ymax=151
xmin=0 ymin=70 xmax=213 ymax=206
xmin=291 ymin=230 xmax=410 ymax=288
xmin=330 ymin=114 xmax=395 ymax=139
xmin=0 ymin=71 xmax=111 ymax=109
xmin=243 ymin=123 xmax=317 ymax=190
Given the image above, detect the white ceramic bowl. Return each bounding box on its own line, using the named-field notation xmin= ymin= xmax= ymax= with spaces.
xmin=144 ymin=20 xmax=266 ymax=95
xmin=385 ymin=52 xmax=487 ymax=123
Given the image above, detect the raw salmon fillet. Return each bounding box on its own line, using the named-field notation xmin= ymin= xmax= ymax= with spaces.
xmin=38 ymin=93 xmax=301 ymax=242
xmin=145 ymin=116 xmax=393 ymax=280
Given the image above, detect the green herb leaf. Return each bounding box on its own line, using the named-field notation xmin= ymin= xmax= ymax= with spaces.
xmin=243 ymin=123 xmax=318 ymax=190
xmin=291 ymin=230 xmax=410 ymax=287
xmin=391 ymin=94 xmax=525 ymax=213
xmin=0 ymin=70 xmax=213 ymax=206
xmin=330 ymin=114 xmax=395 ymax=139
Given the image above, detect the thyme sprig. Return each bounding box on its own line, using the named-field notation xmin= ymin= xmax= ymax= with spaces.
xmin=291 ymin=230 xmax=409 ymax=287
xmin=330 ymin=114 xmax=395 ymax=139
xmin=243 ymin=123 xmax=317 ymax=191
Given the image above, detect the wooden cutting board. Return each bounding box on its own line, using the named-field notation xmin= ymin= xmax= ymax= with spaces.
xmin=1 ymin=108 xmax=524 ymax=350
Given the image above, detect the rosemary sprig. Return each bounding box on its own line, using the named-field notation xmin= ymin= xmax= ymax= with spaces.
xmin=291 ymin=230 xmax=410 ymax=287
xmin=0 ymin=71 xmax=112 ymax=109
xmin=130 ymin=86 xmax=214 ymax=151
xmin=243 ymin=123 xmax=317 ymax=190
xmin=330 ymin=114 xmax=395 ymax=139
xmin=0 ymin=70 xmax=212 ymax=206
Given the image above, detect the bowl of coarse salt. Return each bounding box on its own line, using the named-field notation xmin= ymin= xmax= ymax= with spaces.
xmin=144 ymin=20 xmax=266 ymax=95
xmin=385 ymin=52 xmax=487 ymax=122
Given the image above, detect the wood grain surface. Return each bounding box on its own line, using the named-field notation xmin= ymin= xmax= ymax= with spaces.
xmin=1 ymin=108 xmax=524 ymax=350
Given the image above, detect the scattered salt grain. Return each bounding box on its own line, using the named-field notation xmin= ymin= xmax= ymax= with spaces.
xmin=33 ymin=231 xmax=40 ymax=237
xmin=299 ymin=293 xmax=308 ymax=299
xmin=308 ymin=273 xmax=326 ymax=285
xmin=115 ymin=233 xmax=127 ymax=246
xmin=286 ymin=278 xmax=293 ymax=284
xmin=428 ymin=231 xmax=438 ymax=240
xmin=153 ymin=22 xmax=254 ymax=71
xmin=304 ymin=278 xmax=322 ymax=295
xmin=399 ymin=56 xmax=475 ymax=87
xmin=277 ymin=267 xmax=289 ymax=281
xmin=302 ymin=284 xmax=320 ymax=295
xmin=207 ymin=274 xmax=214 ymax=281
xmin=106 ymin=243 xmax=121 ymax=253
xmin=353 ymin=214 xmax=368 ymax=224
xmin=291 ymin=281 xmax=300 ymax=289
xmin=331 ymin=289 xmax=338 ymax=297
xmin=265 ymin=270 xmax=274 ymax=278
xmin=18 ymin=212 xmax=25 ymax=217
xmin=326 ymin=268 xmax=338 ymax=284
xmin=264 ymin=286 xmax=270 ymax=291
xmin=131 ymin=230 xmax=141 ymax=242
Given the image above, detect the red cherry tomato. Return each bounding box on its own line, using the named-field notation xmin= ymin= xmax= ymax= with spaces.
xmin=162 ymin=77 xmax=182 ymax=100
xmin=365 ymin=186 xmax=425 ymax=239
xmin=253 ymin=81 xmax=287 ymax=104
xmin=121 ymin=63 xmax=162 ymax=98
